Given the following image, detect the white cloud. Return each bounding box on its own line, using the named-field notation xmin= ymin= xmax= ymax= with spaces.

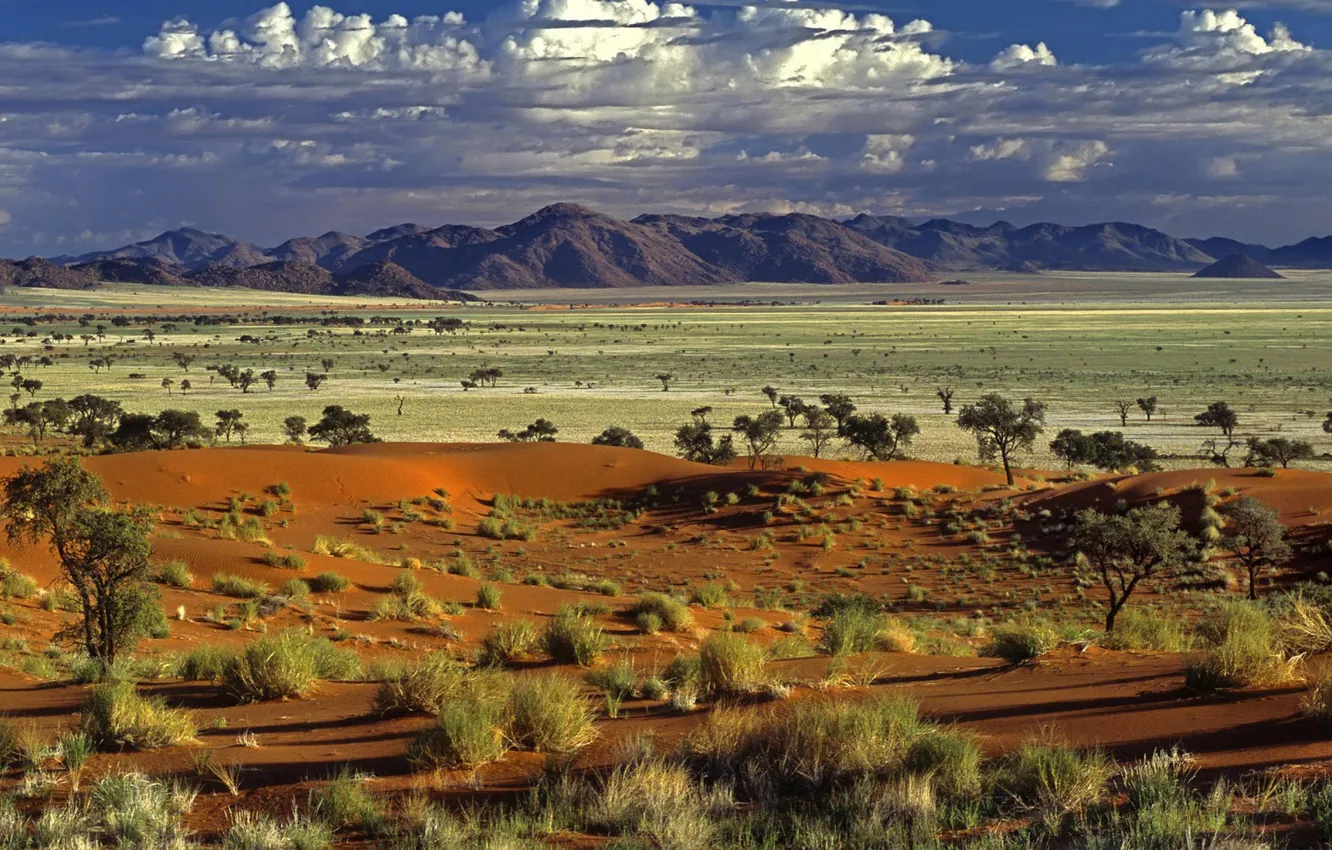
xmin=1043 ymin=140 xmax=1111 ymax=182
xmin=861 ymin=135 xmax=915 ymax=174
xmin=991 ymin=42 xmax=1058 ymax=70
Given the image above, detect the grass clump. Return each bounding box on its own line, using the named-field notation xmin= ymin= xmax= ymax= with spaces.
xmin=261 ymin=551 xmax=307 ymax=570
xmin=592 ymin=758 xmax=725 ymax=849
xmin=211 ymin=573 xmax=270 ymax=599
xmin=1102 ymin=610 xmax=1191 ymax=652
xmin=508 ymin=673 xmax=598 ymax=754
xmin=476 ymin=583 xmax=502 ymax=611
xmin=80 ymin=681 xmax=196 ymax=750
xmin=309 ymin=571 xmax=351 ymax=593
xmin=698 ymin=631 xmax=770 ymax=698
xmin=628 ymin=592 xmax=694 ymax=634
xmin=690 ymin=582 xmax=729 ymax=609
xmin=311 ymin=535 xmax=377 ymax=562
xmin=1185 ymin=601 xmax=1292 ymax=692
xmin=997 ymin=737 xmax=1115 ymax=824
xmin=222 ymin=630 xmax=359 ymax=703
xmin=820 ymin=607 xmax=915 ymax=656
xmin=372 ymin=654 xmax=472 ymax=716
xmin=541 ymin=605 xmax=609 ymax=666
xmin=408 ymin=693 xmax=509 ymax=771
xmin=477 ymin=619 xmax=539 ymax=667
xmin=984 ymin=619 xmax=1060 ymax=664
xmin=177 ymin=644 xmax=231 ymax=681
xmin=154 ymin=561 xmax=193 ymax=589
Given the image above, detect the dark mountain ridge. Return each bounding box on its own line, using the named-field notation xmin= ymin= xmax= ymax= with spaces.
xmin=21 ymin=205 xmax=1332 ymax=297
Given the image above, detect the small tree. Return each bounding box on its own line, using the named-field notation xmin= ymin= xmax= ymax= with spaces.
xmin=819 ymin=393 xmax=856 ymax=433
xmin=1245 ymin=437 xmax=1315 ymax=469
xmin=1195 ymin=401 xmax=1238 ymax=437
xmin=591 ymin=427 xmax=644 ymax=449
xmin=180 ymin=379 xmax=191 ymax=396
xmin=761 ymin=386 xmax=779 ymax=409
xmin=1136 ymin=396 xmax=1158 ymax=422
xmin=799 ymin=408 xmax=837 ymax=459
xmin=777 ymin=395 xmax=808 ymax=428
xmin=655 ymin=374 xmax=673 ymax=392
xmin=1324 ymin=411 xmax=1332 ymax=434
xmin=153 ymin=410 xmax=210 ymax=449
xmin=1070 ymin=504 xmax=1195 ymax=632
xmin=936 ymin=387 xmax=955 ymax=415
xmin=309 ymin=406 xmax=377 ymax=447
xmin=161 ymin=378 xmax=174 ymax=396
xmin=956 ymin=394 xmax=1047 ymax=486
xmin=1113 ymin=400 xmax=1132 ymax=428
xmin=842 ymin=413 xmax=920 ymax=461
xmin=675 ymin=409 xmax=736 ymax=466
xmin=732 ymin=411 xmax=785 ymax=470
xmin=215 ymin=409 xmax=244 ymax=443
xmin=305 ymin=372 xmax=327 ymax=391
xmin=1223 ymin=496 xmax=1292 ymax=600
xmin=498 ymin=419 xmax=559 ymax=443
xmin=1050 ymin=429 xmax=1159 ymax=472
xmin=261 ymin=370 xmax=278 ymax=392
xmin=283 ymin=415 xmax=308 ymax=445
xmin=0 ymin=459 xmax=157 ymax=664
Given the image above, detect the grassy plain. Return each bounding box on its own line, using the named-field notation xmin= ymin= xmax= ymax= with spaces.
xmin=2 ymin=274 xmax=1329 ymax=468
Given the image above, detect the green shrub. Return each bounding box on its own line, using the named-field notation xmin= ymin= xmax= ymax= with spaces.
xmin=177 ymin=645 xmax=230 ymax=681
xmin=281 ymin=578 xmax=311 ymax=600
xmin=311 ymin=535 xmax=378 ymax=562
xmin=261 ymin=551 xmax=307 ymax=570
xmin=309 ymin=572 xmax=351 ymax=593
xmin=476 ymin=583 xmax=502 ymax=611
xmin=509 ymin=673 xmax=597 ymax=754
xmin=906 ymin=728 xmax=983 ymax=800
xmin=586 ymin=657 xmax=639 ymax=700
xmin=222 ymin=630 xmax=358 ymax=702
xmin=1102 ymin=611 xmax=1191 ymax=652
xmin=820 ymin=608 xmax=915 ymax=656
xmin=310 ymin=767 xmax=384 ymax=831
xmin=154 ymin=561 xmax=193 ymax=589
xmin=408 ymin=694 xmax=509 ymax=771
xmin=219 ymin=514 xmax=270 ymax=545
xmin=1186 ymin=602 xmax=1291 ymax=691
xmin=541 ymin=605 xmax=609 ymax=666
xmin=0 ymin=716 xmax=18 ymax=768
xmin=592 ymin=759 xmax=721 ymax=848
xmin=80 ymin=681 xmax=196 ymax=750
xmin=984 ymin=620 xmax=1059 ymax=664
xmin=690 ymin=583 xmax=729 ymax=609
xmin=372 ymin=654 xmax=473 ymax=716
xmin=477 ymin=619 xmax=539 ymax=668
xmin=628 ymin=593 xmax=694 ymax=633
xmin=998 ymin=738 xmax=1115 ymax=819
xmin=211 ymin=573 xmax=270 ymax=599
xmin=698 ymin=632 xmax=769 ymax=697
xmin=0 ymin=565 xmax=38 ymax=600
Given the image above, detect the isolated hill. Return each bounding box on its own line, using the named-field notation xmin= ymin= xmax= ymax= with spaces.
xmin=333 ymin=260 xmax=478 ymax=300
xmin=1192 ymin=253 xmax=1285 ymax=279
xmin=267 ymin=232 xmax=367 ymax=268
xmin=186 ymin=261 xmax=336 ymax=293
xmin=0 ymin=257 xmax=101 ymax=289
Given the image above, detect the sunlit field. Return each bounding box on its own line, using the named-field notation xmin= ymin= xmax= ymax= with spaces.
xmin=2 ymin=276 xmax=1330 ymax=469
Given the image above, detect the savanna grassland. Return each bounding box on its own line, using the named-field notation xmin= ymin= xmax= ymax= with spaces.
xmin=1 ymin=276 xmax=1330 ymax=468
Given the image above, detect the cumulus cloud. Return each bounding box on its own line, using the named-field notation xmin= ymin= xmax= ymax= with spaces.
xmin=0 ymin=3 xmax=1331 ymax=252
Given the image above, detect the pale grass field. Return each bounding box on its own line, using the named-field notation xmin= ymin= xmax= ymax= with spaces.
xmin=2 ymin=275 xmax=1329 ymax=469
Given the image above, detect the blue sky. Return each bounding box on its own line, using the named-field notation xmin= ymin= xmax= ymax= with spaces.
xmin=1 ymin=0 xmax=1331 ymax=253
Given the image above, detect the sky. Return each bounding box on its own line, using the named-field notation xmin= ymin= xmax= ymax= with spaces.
xmin=2 ymin=0 xmax=1332 ymax=255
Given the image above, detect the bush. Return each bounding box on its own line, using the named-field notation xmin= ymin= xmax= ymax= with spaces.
xmin=0 ymin=565 xmax=37 ymax=600
xmin=309 ymin=767 xmax=384 ymax=831
xmin=998 ymin=738 xmax=1114 ymax=819
xmin=211 ymin=573 xmax=270 ymax=599
xmin=80 ymin=681 xmax=196 ymax=750
xmin=223 ymin=811 xmax=333 ymax=850
xmin=476 ymin=583 xmax=502 ymax=611
xmin=906 ymin=728 xmax=983 ymax=801
xmin=1304 ymin=664 xmax=1332 ymax=724
xmin=477 ymin=619 xmax=539 ymax=667
xmin=261 ymin=551 xmax=307 ymax=570
xmin=592 ymin=759 xmax=722 ymax=848
xmin=154 ymin=561 xmax=193 ymax=589
xmin=1102 ymin=610 xmax=1190 ymax=652
xmin=509 ymin=673 xmax=598 ymax=753
xmin=541 ymin=605 xmax=609 ymax=666
xmin=698 ymin=632 xmax=769 ymax=697
xmin=309 ymin=572 xmax=351 ymax=593
xmin=984 ymin=620 xmax=1060 ymax=664
xmin=820 ymin=608 xmax=914 ymax=656
xmin=372 ymin=654 xmax=471 ymax=716
xmin=311 ymin=535 xmax=377 ymax=562
xmin=222 ymin=630 xmax=359 ymax=702
xmin=628 ymin=593 xmax=694 ymax=633
xmin=586 ymin=657 xmax=639 ymax=700
xmin=408 ymin=694 xmax=509 ymax=771
xmin=690 ymin=583 xmax=729 ymax=609
xmin=177 ymin=645 xmax=230 ymax=681
xmin=1186 ymin=602 xmax=1291 ymax=691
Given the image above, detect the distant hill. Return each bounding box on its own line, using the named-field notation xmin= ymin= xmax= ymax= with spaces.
xmin=20 ymin=204 xmax=1332 ymax=297
xmin=1192 ymin=253 xmax=1285 ymax=280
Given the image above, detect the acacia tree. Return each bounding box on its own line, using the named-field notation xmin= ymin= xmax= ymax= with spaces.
xmin=674 ymin=408 xmax=736 ymax=466
xmin=498 ymin=419 xmax=558 ymax=443
xmin=1224 ymin=496 xmax=1292 ymax=600
xmin=309 ymin=406 xmax=377 ymax=446
xmin=1245 ymin=437 xmax=1315 ymax=469
xmin=1136 ymin=396 xmax=1158 ymax=422
xmin=0 ymin=459 xmax=157 ymax=664
xmin=283 ymin=415 xmax=308 ymax=445
xmin=936 ymin=387 xmax=955 ymax=415
xmin=732 ymin=411 xmax=785 ymax=470
xmin=761 ymin=386 xmax=779 ymax=409
xmin=819 ymin=393 xmax=856 ymax=433
xmin=799 ymin=408 xmax=837 ymax=458
xmin=956 ymin=394 xmax=1047 ymax=486
xmin=592 ymin=427 xmax=644 ymax=449
xmin=215 ymin=409 xmax=244 ymax=442
xmin=842 ymin=413 xmax=920 ymax=461
xmin=1114 ymin=400 xmax=1132 ymax=427
xmin=1324 ymin=411 xmax=1332 ymax=434
xmin=1195 ymin=401 xmax=1239 ymax=437
xmin=655 ymin=374 xmax=673 ymax=392
xmin=777 ymin=396 xmax=808 ymax=428
xmin=1070 ymin=503 xmax=1195 ymax=632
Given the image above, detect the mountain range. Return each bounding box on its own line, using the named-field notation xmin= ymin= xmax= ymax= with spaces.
xmin=0 ymin=203 xmax=1323 ymax=296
